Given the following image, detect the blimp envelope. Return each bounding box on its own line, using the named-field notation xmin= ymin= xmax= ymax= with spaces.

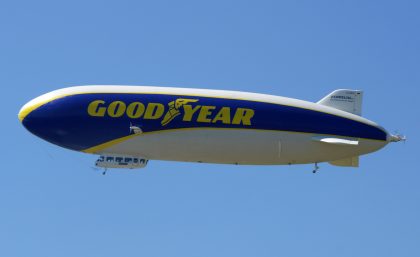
xmin=18 ymin=86 xmax=404 ymax=170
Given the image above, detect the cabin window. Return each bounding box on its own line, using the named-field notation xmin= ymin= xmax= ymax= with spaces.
xmin=115 ymin=157 xmax=123 ymax=163
xmin=133 ymin=158 xmax=138 ymax=163
xmin=106 ymin=157 xmax=114 ymax=162
xmin=124 ymin=157 xmax=132 ymax=163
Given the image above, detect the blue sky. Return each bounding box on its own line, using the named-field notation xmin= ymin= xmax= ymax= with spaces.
xmin=1 ymin=0 xmax=419 ymax=256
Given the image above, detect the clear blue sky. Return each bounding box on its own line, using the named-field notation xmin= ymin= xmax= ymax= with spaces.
xmin=1 ymin=0 xmax=419 ymax=256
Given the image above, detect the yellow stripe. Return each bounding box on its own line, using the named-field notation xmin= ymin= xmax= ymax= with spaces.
xmin=19 ymin=93 xmax=76 ymax=122
xmin=82 ymin=127 xmax=386 ymax=154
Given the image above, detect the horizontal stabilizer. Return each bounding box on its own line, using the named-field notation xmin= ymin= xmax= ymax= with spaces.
xmin=329 ymin=156 xmax=359 ymax=167
xmin=317 ymin=89 xmax=363 ymax=116
xmin=312 ymin=136 xmax=359 ymax=146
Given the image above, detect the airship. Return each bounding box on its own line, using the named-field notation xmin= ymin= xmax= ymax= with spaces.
xmin=18 ymin=86 xmax=404 ymax=172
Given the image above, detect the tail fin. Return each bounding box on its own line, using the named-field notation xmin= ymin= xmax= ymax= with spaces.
xmin=317 ymin=89 xmax=363 ymax=116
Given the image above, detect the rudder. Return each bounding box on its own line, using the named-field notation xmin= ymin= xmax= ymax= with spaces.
xmin=317 ymin=89 xmax=363 ymax=116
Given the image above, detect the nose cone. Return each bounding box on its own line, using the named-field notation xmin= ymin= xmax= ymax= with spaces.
xmin=18 ymin=93 xmax=51 ymax=123
xmin=18 ymin=92 xmax=71 ymax=149
xmin=18 ymin=91 xmax=91 ymax=151
xmin=18 ymin=89 xmax=130 ymax=152
xmin=19 ymin=92 xmax=54 ymax=133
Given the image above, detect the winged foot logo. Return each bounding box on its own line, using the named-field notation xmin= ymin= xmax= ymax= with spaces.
xmin=87 ymin=98 xmax=255 ymax=126
xmin=161 ymin=99 xmax=199 ymax=126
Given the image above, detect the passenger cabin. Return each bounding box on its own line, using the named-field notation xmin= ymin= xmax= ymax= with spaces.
xmin=95 ymin=155 xmax=148 ymax=169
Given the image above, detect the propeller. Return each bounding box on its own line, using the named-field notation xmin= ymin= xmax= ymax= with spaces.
xmin=129 ymin=122 xmax=142 ymax=134
xmin=390 ymin=130 xmax=407 ymax=143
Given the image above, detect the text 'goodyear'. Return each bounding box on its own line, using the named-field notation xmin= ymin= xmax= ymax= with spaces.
xmin=87 ymin=98 xmax=255 ymax=126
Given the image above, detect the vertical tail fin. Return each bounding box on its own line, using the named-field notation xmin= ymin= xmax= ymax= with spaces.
xmin=317 ymin=89 xmax=363 ymax=116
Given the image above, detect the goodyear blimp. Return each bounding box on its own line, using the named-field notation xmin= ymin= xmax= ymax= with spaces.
xmin=18 ymin=86 xmax=404 ymax=172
